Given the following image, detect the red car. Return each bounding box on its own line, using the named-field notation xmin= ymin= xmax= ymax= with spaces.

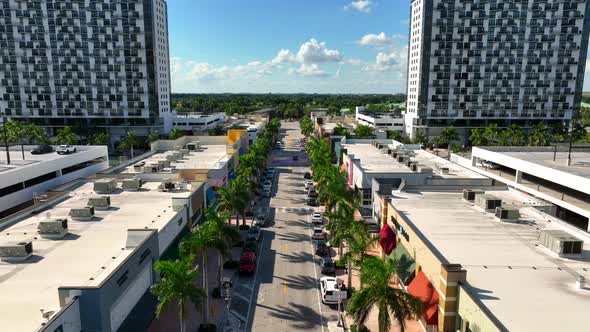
xmin=239 ymin=252 xmax=256 ymax=275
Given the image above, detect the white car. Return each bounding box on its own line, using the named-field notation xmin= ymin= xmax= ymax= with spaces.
xmin=320 ymin=277 xmax=342 ymax=304
xmin=56 ymin=145 xmax=76 ymax=154
xmin=312 ymin=227 xmax=325 ymax=240
xmin=253 ymin=215 xmax=266 ymax=227
xmin=304 ymin=179 xmax=313 ymax=189
xmin=311 ymin=213 xmax=323 ymax=224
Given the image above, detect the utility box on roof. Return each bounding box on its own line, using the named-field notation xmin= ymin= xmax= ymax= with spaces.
xmin=88 ymin=196 xmax=111 ymax=209
xmin=495 ymin=207 xmax=521 ymax=222
xmin=475 ymin=194 xmax=502 ymax=212
xmin=122 ymin=178 xmax=143 ymax=191
xmin=94 ymin=178 xmax=117 ymax=194
xmin=539 ymin=230 xmax=583 ymax=257
xmin=0 ymin=240 xmax=33 ymax=262
xmin=70 ymin=206 xmax=95 ymax=221
xmin=38 ymin=218 xmax=68 ymax=239
xmin=463 ymin=189 xmax=485 ymax=202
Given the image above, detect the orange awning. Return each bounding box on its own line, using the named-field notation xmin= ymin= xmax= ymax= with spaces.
xmin=407 ymin=271 xmax=439 ymax=325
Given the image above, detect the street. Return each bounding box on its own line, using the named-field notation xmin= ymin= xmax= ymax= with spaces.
xmin=227 ymin=121 xmax=340 ymax=332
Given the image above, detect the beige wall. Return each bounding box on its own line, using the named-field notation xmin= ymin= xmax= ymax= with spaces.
xmin=456 ymin=285 xmax=501 ymax=332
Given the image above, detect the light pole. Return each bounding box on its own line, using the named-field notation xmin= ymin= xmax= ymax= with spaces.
xmin=1 ymin=112 xmax=10 ymax=165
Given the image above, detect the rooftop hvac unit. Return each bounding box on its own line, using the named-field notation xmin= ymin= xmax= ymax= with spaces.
xmin=474 ymin=194 xmax=502 ymax=212
xmin=439 ymin=167 xmax=450 ymax=175
xmin=133 ymin=162 xmax=145 ymax=171
xmin=157 ymin=159 xmax=170 ymax=168
xmin=122 ymin=178 xmax=143 ymax=191
xmin=0 ymin=240 xmax=33 ymax=262
xmin=160 ymin=181 xmax=185 ymax=192
xmin=165 ymin=154 xmax=178 ymax=162
xmin=462 ymin=189 xmax=485 ymax=202
xmin=70 ymin=206 xmax=95 ymax=221
xmin=495 ymin=207 xmax=521 ymax=222
xmin=179 ymin=148 xmax=190 ymax=156
xmin=417 ymin=166 xmax=433 ymax=174
xmin=391 ymin=151 xmax=398 ymax=158
xmin=539 ymin=230 xmax=583 ymax=257
xmin=397 ymin=156 xmax=406 ymax=163
xmin=379 ymin=148 xmax=389 ymax=154
xmin=144 ymin=163 xmax=160 ymax=173
xmin=94 ymin=178 xmax=117 ymax=194
xmin=88 ymin=196 xmax=111 ymax=210
xmin=38 ymin=218 xmax=68 ymax=239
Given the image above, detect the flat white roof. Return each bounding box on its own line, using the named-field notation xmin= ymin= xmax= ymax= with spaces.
xmin=126 ymin=145 xmax=230 ymax=173
xmin=497 ymin=150 xmax=590 ymax=179
xmin=343 ymin=143 xmax=484 ymax=179
xmin=0 ymin=181 xmax=191 ymax=332
xmin=391 ymin=189 xmax=590 ymax=332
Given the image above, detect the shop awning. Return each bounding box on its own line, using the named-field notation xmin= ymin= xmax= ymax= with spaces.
xmin=378 ymin=223 xmax=396 ymax=255
xmin=407 ymin=271 xmax=439 ymax=326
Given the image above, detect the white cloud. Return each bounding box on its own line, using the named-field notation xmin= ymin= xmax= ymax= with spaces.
xmin=345 ymin=1 xmax=374 ymax=13
xmin=290 ymin=64 xmax=330 ymax=77
xmin=358 ymin=32 xmax=390 ymax=46
xmin=296 ymin=39 xmax=342 ymax=64
xmin=364 ymin=45 xmax=408 ymax=72
xmin=272 ymin=49 xmax=295 ymax=64
xmin=171 ymin=57 xmax=274 ymax=84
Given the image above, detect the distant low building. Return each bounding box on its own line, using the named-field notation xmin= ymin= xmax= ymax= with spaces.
xmin=355 ymin=106 xmax=404 ymax=132
xmin=163 ymin=111 xmax=225 ymax=134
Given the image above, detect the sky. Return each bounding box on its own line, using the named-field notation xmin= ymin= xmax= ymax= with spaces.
xmin=168 ymin=0 xmax=590 ymax=94
xmin=168 ymin=0 xmax=410 ymax=94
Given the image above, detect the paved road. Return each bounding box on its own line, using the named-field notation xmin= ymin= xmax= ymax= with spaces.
xmin=228 ymin=121 xmax=340 ymax=332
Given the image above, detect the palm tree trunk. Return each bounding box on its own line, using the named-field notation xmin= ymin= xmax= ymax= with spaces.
xmin=235 ymin=214 xmax=240 ymax=227
xmin=347 ymin=259 xmax=352 ymax=289
xmin=242 ymin=211 xmax=247 ymax=226
xmin=179 ymin=299 xmax=186 ymax=332
xmin=202 ymin=252 xmax=209 ymax=324
xmin=130 ymin=146 xmax=134 ymax=158
xmin=218 ymin=252 xmax=223 ymax=288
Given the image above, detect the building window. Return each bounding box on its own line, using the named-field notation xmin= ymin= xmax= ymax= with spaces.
xmin=362 ymin=189 xmax=372 ymax=206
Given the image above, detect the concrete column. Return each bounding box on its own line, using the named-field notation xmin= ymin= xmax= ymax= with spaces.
xmin=515 ymin=170 xmax=522 ymax=184
xmin=438 ymin=264 xmax=467 ymax=332
xmin=471 ymin=157 xmax=477 ymax=167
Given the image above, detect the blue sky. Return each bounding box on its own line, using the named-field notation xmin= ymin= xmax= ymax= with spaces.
xmin=168 ymin=0 xmax=411 ymax=93
xmin=168 ymin=0 xmax=590 ymax=93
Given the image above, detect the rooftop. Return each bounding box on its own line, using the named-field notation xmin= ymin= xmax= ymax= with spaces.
xmin=391 ymin=189 xmax=590 ymax=332
xmin=343 ymin=143 xmax=484 ymax=179
xmin=125 ymin=145 xmax=230 ymax=173
xmin=0 ymin=146 xmax=107 ymax=174
xmin=0 ymin=180 xmax=192 ymax=332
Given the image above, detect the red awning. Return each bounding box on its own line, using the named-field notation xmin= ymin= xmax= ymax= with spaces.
xmin=407 ymin=271 xmax=439 ymax=325
xmin=378 ymin=223 xmax=396 ymax=255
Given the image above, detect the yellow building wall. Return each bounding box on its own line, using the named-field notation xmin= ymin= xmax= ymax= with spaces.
xmin=227 ymin=129 xmax=247 ymax=144
xmin=457 ymin=285 xmax=501 ymax=332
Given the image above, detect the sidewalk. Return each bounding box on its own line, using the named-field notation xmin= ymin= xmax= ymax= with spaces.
xmin=332 ymin=243 xmax=422 ymax=332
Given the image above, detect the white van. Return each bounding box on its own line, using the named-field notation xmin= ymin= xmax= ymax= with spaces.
xmin=320 ymin=277 xmax=342 ymax=304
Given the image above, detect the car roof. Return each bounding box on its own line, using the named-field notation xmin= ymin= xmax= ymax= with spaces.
xmin=320 ymin=276 xmax=337 ymax=288
xmin=313 ymin=227 xmax=323 ymax=231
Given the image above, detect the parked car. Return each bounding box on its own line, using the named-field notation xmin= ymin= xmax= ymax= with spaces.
xmin=307 ymin=197 xmax=318 ymax=206
xmin=292 ymin=155 xmax=299 ymax=161
xmin=263 ymin=188 xmax=272 ymax=197
xmin=320 ymin=257 xmax=335 ymax=275
xmin=311 ymin=213 xmax=323 ymax=224
xmin=320 ymin=277 xmax=341 ymax=304
xmin=239 ymin=252 xmax=257 ymax=275
xmin=266 ymin=168 xmax=276 ymax=174
xmin=308 ymin=191 xmax=318 ymax=198
xmin=56 ymin=145 xmax=76 ymax=154
xmin=247 ymin=226 xmax=261 ymax=241
xmin=314 ymin=241 xmax=329 ymax=256
xmin=30 ymin=145 xmax=53 ymax=155
xmin=312 ymin=227 xmax=326 ymax=241
xmin=242 ymin=240 xmax=257 ymax=254
xmin=253 ymin=215 xmax=266 ymax=227
xmin=304 ymin=179 xmax=313 ymax=189
xmin=304 ymin=172 xmax=312 ymax=180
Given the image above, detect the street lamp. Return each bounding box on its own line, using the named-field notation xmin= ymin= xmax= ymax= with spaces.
xmin=1 ymin=112 xmax=10 ymax=165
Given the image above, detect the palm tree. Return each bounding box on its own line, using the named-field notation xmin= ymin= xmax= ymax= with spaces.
xmin=439 ymin=126 xmax=460 ymax=148
xmin=347 ymin=256 xmax=422 ymax=332
xmin=205 ymin=208 xmax=240 ymax=287
xmin=5 ymin=121 xmax=27 ymax=159
xmin=55 ymin=126 xmax=78 ymax=145
xmin=151 ymin=257 xmax=206 ymax=332
xmin=170 ymin=128 xmax=185 ymax=140
xmin=148 ymin=131 xmax=159 ymax=143
xmin=412 ymin=129 xmax=428 ymax=147
xmin=120 ymin=130 xmax=138 ymax=158
xmin=483 ymin=123 xmax=500 ymax=145
xmin=354 ymin=124 xmax=374 ymax=138
xmin=333 ymin=124 xmax=351 ymax=137
xmin=528 ymin=122 xmax=550 ymax=146
xmin=180 ymin=222 xmax=229 ymax=325
xmin=89 ymin=132 xmax=110 ymax=146
xmin=216 ymin=182 xmax=248 ymax=227
xmin=469 ymin=128 xmax=486 ymax=146
xmin=505 ymin=124 xmax=525 ymax=146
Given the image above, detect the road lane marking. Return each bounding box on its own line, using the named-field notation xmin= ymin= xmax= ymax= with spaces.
xmin=283 ymin=280 xmax=287 ymax=294
xmin=308 ymin=211 xmax=326 ymax=332
xmin=285 ymin=243 xmax=288 ymax=252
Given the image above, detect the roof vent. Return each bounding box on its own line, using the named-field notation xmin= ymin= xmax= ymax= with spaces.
xmin=463 ymin=189 xmax=485 ymax=202
xmin=144 ymin=163 xmax=161 ymax=173
xmin=70 ymin=206 xmax=95 ymax=221
xmin=159 ymin=181 xmax=186 ymax=192
xmin=0 ymin=240 xmax=33 ymax=262
xmin=122 ymin=178 xmax=143 ymax=191
xmin=474 ymin=194 xmax=502 ymax=212
xmin=38 ymin=218 xmax=69 ymax=239
xmin=94 ymin=178 xmax=117 ymax=194
xmin=133 ymin=162 xmax=145 ymax=172
xmin=186 ymin=141 xmax=201 ymax=151
xmin=494 ymin=207 xmax=521 ymax=222
xmin=539 ymin=230 xmax=583 ymax=257
xmin=417 ymin=166 xmax=433 ymax=174
xmin=88 ymin=196 xmax=111 ymax=210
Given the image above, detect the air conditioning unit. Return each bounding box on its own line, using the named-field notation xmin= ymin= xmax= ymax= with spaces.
xmin=539 ymin=230 xmax=583 ymax=257
xmin=157 ymin=159 xmax=170 ymax=168
xmin=144 ymin=163 xmax=160 ymax=173
xmin=439 ymin=167 xmax=450 ymax=175
xmin=38 ymin=218 xmax=69 ymax=239
xmin=474 ymin=194 xmax=502 ymax=212
xmin=0 ymin=240 xmax=33 ymax=262
xmin=93 ymin=178 xmax=117 ymax=194
xmin=494 ymin=207 xmax=521 ymax=222
xmin=70 ymin=206 xmax=95 ymax=221
xmin=122 ymin=178 xmax=143 ymax=191
xmin=88 ymin=196 xmax=111 ymax=210
xmin=463 ymin=189 xmax=485 ymax=202
xmin=397 ymin=156 xmax=406 ymax=163
xmin=160 ymin=181 xmax=184 ymax=192
xmin=417 ymin=166 xmax=433 ymax=174
xmin=133 ymin=161 xmax=145 ymax=172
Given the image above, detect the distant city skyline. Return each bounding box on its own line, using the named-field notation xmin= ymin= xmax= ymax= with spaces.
xmin=168 ymin=0 xmax=590 ymax=94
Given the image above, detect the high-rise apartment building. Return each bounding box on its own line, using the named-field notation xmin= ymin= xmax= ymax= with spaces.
xmin=0 ymin=0 xmax=170 ymax=140
xmin=405 ymin=0 xmax=590 ymax=139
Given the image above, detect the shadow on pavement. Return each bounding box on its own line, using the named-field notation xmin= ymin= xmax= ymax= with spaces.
xmin=275 ymin=274 xmax=318 ymax=290
xmin=277 ymin=250 xmax=314 ymax=264
xmin=257 ymin=302 xmax=323 ymax=330
xmin=277 ymin=231 xmax=309 ymax=243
